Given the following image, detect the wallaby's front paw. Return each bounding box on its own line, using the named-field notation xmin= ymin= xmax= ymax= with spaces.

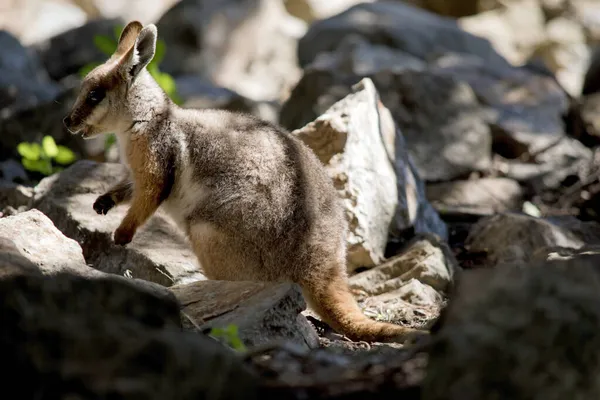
xmin=93 ymin=194 xmax=115 ymax=215
xmin=114 ymin=226 xmax=135 ymax=246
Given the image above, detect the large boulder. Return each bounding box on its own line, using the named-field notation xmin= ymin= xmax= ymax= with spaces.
xmin=423 ymin=254 xmax=600 ymax=400
xmin=0 ymin=271 xmax=258 ymax=399
xmin=291 ymin=78 xmax=447 ymax=270
xmin=282 ymin=1 xmax=570 ymax=186
xmin=156 ymin=0 xmax=305 ymax=102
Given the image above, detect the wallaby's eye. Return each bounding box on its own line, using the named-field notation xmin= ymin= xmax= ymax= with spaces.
xmin=87 ymin=89 xmax=105 ymax=104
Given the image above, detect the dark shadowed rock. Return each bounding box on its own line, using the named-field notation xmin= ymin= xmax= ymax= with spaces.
xmin=0 ymin=30 xmax=60 ymax=116
xmin=172 ymin=280 xmax=320 ymax=349
xmin=0 ymin=181 xmax=33 ymax=210
xmin=296 ymin=2 xmax=507 ymax=69
xmin=283 ymin=2 xmax=569 ymax=184
xmin=176 ymin=75 xmax=279 ymax=123
xmin=33 ymin=18 xmax=124 ymax=82
xmin=464 ymin=212 xmax=591 ymax=267
xmin=32 ymin=160 xmax=205 ymax=287
xmin=0 ymin=272 xmax=258 ymax=400
xmin=423 ymin=255 xmax=600 ymax=400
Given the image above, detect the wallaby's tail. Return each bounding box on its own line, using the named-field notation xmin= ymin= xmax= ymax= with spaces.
xmin=300 ymin=268 xmax=427 ymax=343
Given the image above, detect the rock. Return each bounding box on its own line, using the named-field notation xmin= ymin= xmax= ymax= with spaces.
xmin=0 ymin=181 xmax=33 ymax=210
xmin=284 ymin=0 xmax=374 ymax=22
xmin=423 ymin=255 xmax=600 ymax=400
xmin=172 ymin=280 xmax=319 ymax=349
xmin=85 ymin=0 xmax=179 ymax=24
xmin=572 ymin=0 xmax=600 ymax=43
xmin=537 ymin=17 xmax=590 ymax=96
xmin=426 ymin=177 xmax=523 ymax=217
xmin=0 ymin=208 xmax=176 ymax=302
xmin=0 ymin=0 xmax=86 ymax=46
xmin=33 ymin=160 xmax=205 ymax=287
xmin=292 ymin=78 xmax=446 ymax=270
xmin=494 ymin=136 xmax=593 ymax=192
xmin=0 ymin=159 xmax=29 ymax=183
xmin=464 ymin=212 xmax=589 ymax=267
xmin=350 ymin=234 xmax=457 ymax=298
xmin=0 ymin=30 xmax=60 ymax=116
xmin=0 ymin=237 xmax=42 ymax=278
xmin=583 ymin=46 xmax=600 ymax=95
xmin=431 ymin=54 xmax=568 ymax=156
xmin=349 ymin=234 xmax=457 ymax=329
xmin=156 ymin=0 xmax=305 ymax=102
xmin=282 ymin=45 xmax=493 ymax=182
xmin=0 ymin=209 xmax=99 ymax=277
xmin=0 ymin=272 xmax=259 ymax=399
xmin=407 ymin=0 xmax=481 ymax=18
xmin=580 ymin=92 xmax=600 ymax=143
xmin=296 ymin=2 xmax=509 ymax=70
xmin=284 ymin=2 xmax=569 ymax=178
xmin=380 ymin=69 xmax=493 ymax=181
xmin=33 ymin=18 xmax=124 ymax=82
xmin=176 ymin=75 xmax=279 ymax=123
xmin=459 ymin=0 xmax=547 ymax=66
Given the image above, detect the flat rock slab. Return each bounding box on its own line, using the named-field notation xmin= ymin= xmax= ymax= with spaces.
xmin=426 ymin=177 xmax=523 ymax=217
xmin=349 ymin=234 xmax=457 ymax=329
xmin=171 ymin=280 xmax=320 ymax=350
xmin=33 ymin=160 xmax=205 ymax=287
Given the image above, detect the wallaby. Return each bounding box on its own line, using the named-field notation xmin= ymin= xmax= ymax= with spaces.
xmin=62 ymin=21 xmax=426 ymax=343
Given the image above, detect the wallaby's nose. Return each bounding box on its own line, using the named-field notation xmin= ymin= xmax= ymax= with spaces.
xmin=63 ymin=116 xmax=71 ymax=129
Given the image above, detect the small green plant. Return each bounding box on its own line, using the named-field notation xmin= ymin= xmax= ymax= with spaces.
xmin=209 ymin=325 xmax=247 ymax=352
xmin=17 ymin=136 xmax=77 ymax=176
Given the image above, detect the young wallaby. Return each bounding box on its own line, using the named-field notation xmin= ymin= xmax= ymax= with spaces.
xmin=62 ymin=21 xmax=426 ymax=343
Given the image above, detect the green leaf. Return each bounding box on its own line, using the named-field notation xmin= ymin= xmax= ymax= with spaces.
xmin=79 ymin=62 xmax=100 ymax=78
xmin=17 ymin=142 xmax=41 ymax=161
xmin=104 ymin=134 xmax=117 ymax=152
xmin=42 ymin=136 xmax=59 ymax=158
xmin=54 ymin=146 xmax=77 ymax=165
xmin=155 ymin=72 xmax=177 ymax=97
xmin=113 ymin=24 xmax=124 ymax=41
xmin=153 ymin=39 xmax=166 ymax=65
xmin=94 ymin=34 xmax=117 ymax=56
xmin=22 ymin=158 xmax=52 ymax=175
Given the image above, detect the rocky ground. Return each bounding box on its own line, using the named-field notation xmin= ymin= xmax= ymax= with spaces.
xmin=3 ymin=0 xmax=600 ymax=398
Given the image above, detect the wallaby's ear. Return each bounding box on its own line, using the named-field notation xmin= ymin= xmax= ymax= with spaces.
xmin=127 ymin=24 xmax=157 ymax=80
xmin=115 ymin=21 xmax=143 ymax=57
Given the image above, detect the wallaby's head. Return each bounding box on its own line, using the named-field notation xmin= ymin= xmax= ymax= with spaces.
xmin=63 ymin=21 xmax=157 ymax=139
